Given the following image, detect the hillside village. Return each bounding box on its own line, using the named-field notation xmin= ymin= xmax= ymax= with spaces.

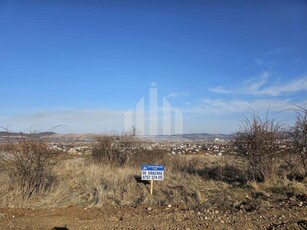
xmin=45 ymin=134 xmax=232 ymax=157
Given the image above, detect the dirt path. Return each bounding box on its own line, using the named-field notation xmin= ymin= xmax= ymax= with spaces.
xmin=0 ymin=204 xmax=306 ymax=230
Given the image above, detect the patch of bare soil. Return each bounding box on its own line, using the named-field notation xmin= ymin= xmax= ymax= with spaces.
xmin=0 ymin=203 xmax=306 ymax=230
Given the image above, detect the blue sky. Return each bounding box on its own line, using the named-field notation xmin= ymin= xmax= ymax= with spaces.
xmin=0 ymin=0 xmax=306 ymax=134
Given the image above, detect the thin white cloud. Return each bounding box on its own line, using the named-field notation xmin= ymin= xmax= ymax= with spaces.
xmin=167 ymin=92 xmax=190 ymax=98
xmin=208 ymin=86 xmax=232 ymax=94
xmin=178 ymin=98 xmax=303 ymax=134
xmin=259 ymin=77 xmax=307 ymax=96
xmin=209 ymin=72 xmax=307 ymax=97
xmin=1 ymin=109 xmax=125 ymax=134
xmin=184 ymin=98 xmax=305 ymax=116
xmin=181 ymin=97 xmax=307 ymax=134
xmin=266 ymin=47 xmax=283 ymax=56
xmin=254 ymin=58 xmax=264 ymax=66
xmin=209 ymin=71 xmax=269 ymax=94
xmin=245 ymin=71 xmax=269 ymax=92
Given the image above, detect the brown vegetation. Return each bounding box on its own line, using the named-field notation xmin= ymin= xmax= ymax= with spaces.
xmin=290 ymin=107 xmax=307 ymax=177
xmin=234 ymin=114 xmax=285 ymax=182
xmin=0 ymin=135 xmax=56 ymax=200
xmin=0 ymin=109 xmax=306 ymax=229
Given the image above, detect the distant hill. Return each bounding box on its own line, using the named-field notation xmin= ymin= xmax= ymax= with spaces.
xmin=0 ymin=131 xmax=56 ymax=137
xmin=182 ymin=133 xmax=235 ymax=140
xmin=0 ymin=131 xmax=234 ymax=142
xmin=154 ymin=133 xmax=235 ymax=141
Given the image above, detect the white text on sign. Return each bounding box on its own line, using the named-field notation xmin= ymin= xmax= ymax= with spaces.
xmin=141 ymin=164 xmax=164 ymax=181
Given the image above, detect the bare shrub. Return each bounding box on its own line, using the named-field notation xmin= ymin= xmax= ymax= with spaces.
xmin=290 ymin=106 xmax=307 ymax=177
xmin=234 ymin=113 xmax=285 ymax=182
xmin=92 ymin=134 xmax=169 ymax=167
xmin=0 ymin=135 xmax=56 ymax=199
xmin=277 ymin=153 xmax=304 ymax=181
xmin=126 ymin=148 xmax=168 ymax=167
xmin=92 ymin=136 xmax=131 ymax=166
xmin=92 ymin=136 xmax=114 ymax=164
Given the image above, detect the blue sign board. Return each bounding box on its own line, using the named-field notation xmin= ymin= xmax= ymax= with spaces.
xmin=142 ymin=164 xmax=164 ymax=181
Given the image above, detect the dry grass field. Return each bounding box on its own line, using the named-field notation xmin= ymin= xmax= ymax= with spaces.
xmin=0 ymin=109 xmax=306 ymax=229
xmin=0 ymin=148 xmax=306 ymax=229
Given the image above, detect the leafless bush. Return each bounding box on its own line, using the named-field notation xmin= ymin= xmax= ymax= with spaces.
xmin=234 ymin=113 xmax=285 ymax=182
xmin=126 ymin=148 xmax=168 ymax=167
xmin=91 ymin=133 xmax=143 ymax=166
xmin=290 ymin=106 xmax=307 ymax=177
xmin=92 ymin=135 xmax=127 ymax=166
xmin=0 ymin=135 xmax=56 ymax=199
xmin=91 ymin=134 xmax=170 ymax=167
xmin=277 ymin=153 xmax=304 ymax=181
